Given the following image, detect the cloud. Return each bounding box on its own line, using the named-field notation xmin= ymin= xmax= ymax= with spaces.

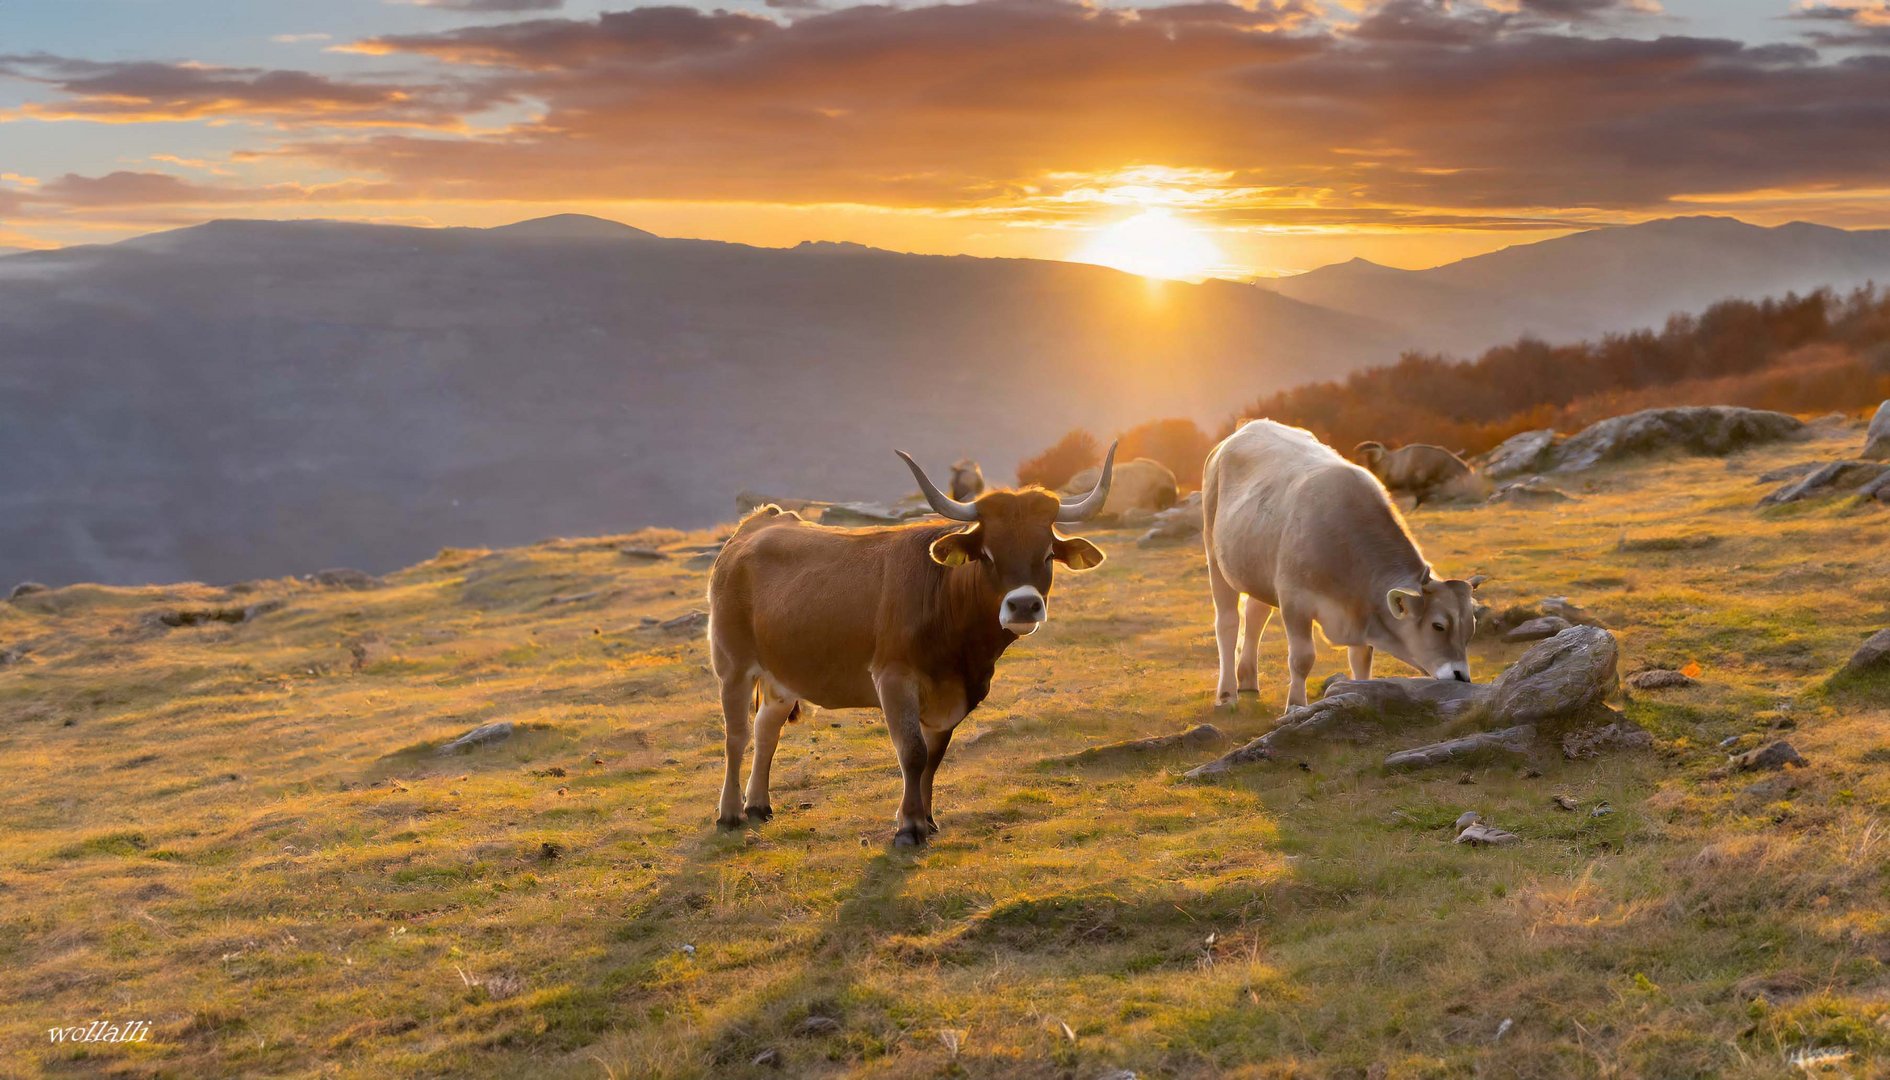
xmin=407 ymin=0 xmax=564 ymax=11
xmin=0 ymin=53 xmax=485 ymax=127
xmin=1790 ymin=1 xmax=1890 ymax=45
xmin=5 ymin=0 xmax=1890 ymax=235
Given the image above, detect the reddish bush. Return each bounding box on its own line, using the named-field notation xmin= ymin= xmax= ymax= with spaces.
xmin=1118 ymin=418 xmax=1215 ymax=489
xmin=1017 ymin=428 xmax=1100 ymax=491
xmin=1226 ymin=286 xmax=1890 ymax=457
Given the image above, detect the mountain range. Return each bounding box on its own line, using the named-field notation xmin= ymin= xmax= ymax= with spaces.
xmin=3 ymin=213 xmax=1887 ymax=585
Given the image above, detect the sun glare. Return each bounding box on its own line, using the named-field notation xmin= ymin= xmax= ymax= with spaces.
xmin=1074 ymin=208 xmax=1226 ymax=281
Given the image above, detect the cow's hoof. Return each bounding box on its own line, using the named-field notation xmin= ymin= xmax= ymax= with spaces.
xmin=892 ymin=825 xmax=929 ymax=848
xmin=715 ymin=814 xmax=745 ymax=831
xmin=744 ymin=804 xmax=773 ymax=824
xmin=1215 ymin=693 xmax=1238 ymax=709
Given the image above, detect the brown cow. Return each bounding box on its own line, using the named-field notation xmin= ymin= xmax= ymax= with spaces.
xmin=1352 ymin=441 xmax=1484 ymax=507
xmin=707 ymin=444 xmax=1117 ymax=846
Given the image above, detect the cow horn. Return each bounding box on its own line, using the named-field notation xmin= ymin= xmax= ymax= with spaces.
xmin=896 ymin=450 xmax=980 ymax=522
xmin=1057 ymin=440 xmax=1118 ymax=522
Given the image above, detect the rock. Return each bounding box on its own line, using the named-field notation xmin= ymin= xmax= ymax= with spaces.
xmin=1589 ymin=802 xmax=1614 ymax=818
xmin=1561 ymin=720 xmax=1653 ymax=760
xmin=1136 ymin=491 xmax=1203 ymax=547
xmin=306 ymin=568 xmax=380 ymax=589
xmin=1865 ymin=400 xmax=1890 ymax=461
xmin=1384 ymin=725 xmax=1536 ymax=770
xmin=1627 ymin=668 xmax=1695 ymax=690
xmin=1728 ymin=740 xmax=1807 ymax=772
xmin=1759 ymin=460 xmax=1890 ymax=505
xmin=820 ymin=502 xmax=931 ymax=526
xmin=7 ymin=582 xmax=49 ymax=601
xmin=1454 ymin=810 xmax=1482 ymax=831
xmin=1483 ymin=429 xmax=1558 ymax=480
xmin=1485 ymin=477 xmax=1573 ymax=505
xmin=152 ymin=599 xmax=284 ymax=628
xmin=1117 ymin=507 xmax=1157 ymax=529
xmin=1540 ymin=597 xmax=1606 ymax=628
xmin=1552 ymin=407 xmax=1804 ymax=473
xmin=0 ymin=646 xmax=25 ymax=666
xmin=1481 ymin=626 xmax=1619 ymax=728
xmin=1755 ymin=461 xmax=1823 ymax=484
xmin=794 ymin=1016 xmax=843 ymax=1037
xmin=1859 ymin=469 xmax=1890 ymax=505
xmin=439 ymin=721 xmax=516 ymax=754
xmin=752 ymin=1047 xmax=781 ymax=1068
xmin=1455 ymin=821 xmax=1520 ymax=846
xmin=1062 ymin=458 xmax=1179 ymax=518
xmin=1503 ymin=616 xmax=1571 ymax=643
xmin=1552 ymin=794 xmax=1580 ymax=811
xmin=657 ymin=611 xmax=709 ymax=635
xmin=1063 ymin=724 xmax=1228 ymax=763
xmin=619 ymin=546 xmax=667 ymax=560
xmin=1833 ymin=628 xmax=1890 ymax=683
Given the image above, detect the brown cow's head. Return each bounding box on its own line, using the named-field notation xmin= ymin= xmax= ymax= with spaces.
xmin=898 ymin=444 xmax=1115 ymax=636
xmin=1379 ymin=573 xmax=1486 ymax=682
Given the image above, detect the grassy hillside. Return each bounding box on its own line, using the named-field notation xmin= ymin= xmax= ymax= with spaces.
xmin=3 ymin=420 xmax=1889 ymax=1078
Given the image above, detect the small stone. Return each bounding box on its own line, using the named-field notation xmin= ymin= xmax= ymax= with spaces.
xmin=1504 ymin=616 xmax=1572 ymax=643
xmin=1834 ymin=629 xmax=1890 ymax=683
xmin=1552 ymin=794 xmax=1580 ymax=811
xmin=1729 ymin=740 xmax=1807 ymax=772
xmin=751 ymin=1048 xmax=781 ymax=1068
xmin=539 ymin=841 xmax=562 ymax=859
xmin=438 ymin=721 xmax=516 ymax=754
xmin=1454 ymin=811 xmax=1482 ymax=832
xmin=1627 ymin=668 xmax=1696 ymax=690
xmin=1589 ymin=802 xmax=1615 ymax=818
xmin=794 ymin=1016 xmax=843 ymax=1037
xmin=658 ymin=611 xmax=709 ymax=635
xmin=1455 ymin=822 xmax=1520 ymax=846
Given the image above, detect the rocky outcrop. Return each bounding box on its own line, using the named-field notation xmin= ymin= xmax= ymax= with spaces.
xmin=1759 ymin=461 xmax=1890 ymax=506
xmin=1185 ymin=626 xmax=1634 ymax=777
xmin=1484 ymin=407 xmax=1804 ymax=479
xmin=1832 ymin=628 xmax=1890 ymax=686
xmin=1865 ymin=401 xmax=1890 ymax=461
xmin=1137 ymin=491 xmax=1204 ymax=547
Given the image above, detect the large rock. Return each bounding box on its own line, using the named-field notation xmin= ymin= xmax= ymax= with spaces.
xmin=1552 ymin=407 xmax=1804 ymax=473
xmin=1834 ymin=628 xmax=1890 ymax=684
xmin=1483 ymin=430 xmax=1557 ymax=480
xmin=1137 ymin=491 xmax=1204 ymax=547
xmin=1481 ymin=626 xmax=1619 ymax=726
xmin=1186 ymin=627 xmax=1628 ymax=776
xmin=1063 ymin=458 xmax=1179 ymax=518
xmin=439 ymin=721 xmax=515 ymax=754
xmin=1759 ymin=461 xmax=1890 ymax=506
xmin=1865 ymin=401 xmax=1890 ymax=461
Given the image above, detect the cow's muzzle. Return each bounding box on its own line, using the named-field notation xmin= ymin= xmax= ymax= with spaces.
xmin=1000 ymin=586 xmax=1045 ymax=635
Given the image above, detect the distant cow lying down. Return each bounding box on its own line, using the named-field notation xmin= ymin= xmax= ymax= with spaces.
xmin=1352 ymin=441 xmax=1487 ymax=507
xmin=1060 ymin=456 xmax=1178 ymax=518
xmin=707 ymin=445 xmax=1117 ymax=846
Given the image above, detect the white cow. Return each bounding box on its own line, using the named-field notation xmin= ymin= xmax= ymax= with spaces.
xmin=1203 ymin=420 xmax=1483 ymax=709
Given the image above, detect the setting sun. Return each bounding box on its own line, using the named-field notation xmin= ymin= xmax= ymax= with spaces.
xmin=1074 ymin=207 xmax=1227 ymax=281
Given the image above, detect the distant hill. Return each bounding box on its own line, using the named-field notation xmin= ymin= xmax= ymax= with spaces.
xmin=1264 ymin=217 xmax=1890 ymax=355
xmin=0 ymin=216 xmax=1397 ymax=585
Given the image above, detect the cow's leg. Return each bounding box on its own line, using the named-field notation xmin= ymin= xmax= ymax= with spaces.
xmin=716 ymin=675 xmax=754 ymax=830
xmin=1282 ymin=607 xmax=1317 ymax=711
xmin=919 ymin=725 xmax=954 ymax=835
xmin=1207 ymin=548 xmax=1242 ymax=708
xmin=1237 ymin=595 xmax=1271 ymax=694
xmin=743 ymin=697 xmax=795 ymax=823
xmin=1348 ymin=645 xmax=1374 ymax=680
xmin=875 ymin=673 xmax=931 ymax=847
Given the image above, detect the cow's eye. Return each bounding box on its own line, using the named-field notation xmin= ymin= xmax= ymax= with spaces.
xmin=1432 ymin=621 xmax=1448 ymax=632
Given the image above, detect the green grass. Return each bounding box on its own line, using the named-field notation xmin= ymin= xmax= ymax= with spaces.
xmin=1 ymin=424 xmax=1888 ymax=1077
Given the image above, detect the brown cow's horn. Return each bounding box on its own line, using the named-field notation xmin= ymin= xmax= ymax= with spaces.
xmin=1057 ymin=440 xmax=1118 ymax=522
xmin=896 ymin=450 xmax=980 ymax=522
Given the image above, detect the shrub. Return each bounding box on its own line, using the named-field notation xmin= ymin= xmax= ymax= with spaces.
xmin=1017 ymin=429 xmax=1100 ymax=491
xmin=1118 ymin=418 xmax=1215 ymax=489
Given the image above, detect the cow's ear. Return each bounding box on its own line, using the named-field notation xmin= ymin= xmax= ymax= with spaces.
xmin=929 ymin=525 xmax=984 ymax=567
xmin=1051 ymin=534 xmax=1105 ymax=571
xmin=1466 ymin=574 xmax=1488 ymax=590
xmin=1387 ymin=586 xmax=1423 ymax=619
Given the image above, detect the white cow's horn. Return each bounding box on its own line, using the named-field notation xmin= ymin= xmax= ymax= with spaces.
xmin=1057 ymin=440 xmax=1118 ymax=523
xmin=896 ymin=450 xmax=980 ymax=522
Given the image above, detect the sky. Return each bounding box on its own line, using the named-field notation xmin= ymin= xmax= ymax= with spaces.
xmin=3 ymin=0 xmax=1889 ymax=275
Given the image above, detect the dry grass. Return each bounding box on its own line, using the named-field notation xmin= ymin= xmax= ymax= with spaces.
xmin=3 ymin=426 xmax=1889 ymax=1078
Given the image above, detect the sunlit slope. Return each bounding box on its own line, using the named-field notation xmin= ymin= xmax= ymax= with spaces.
xmin=2 ymin=424 xmax=1888 ymax=1077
